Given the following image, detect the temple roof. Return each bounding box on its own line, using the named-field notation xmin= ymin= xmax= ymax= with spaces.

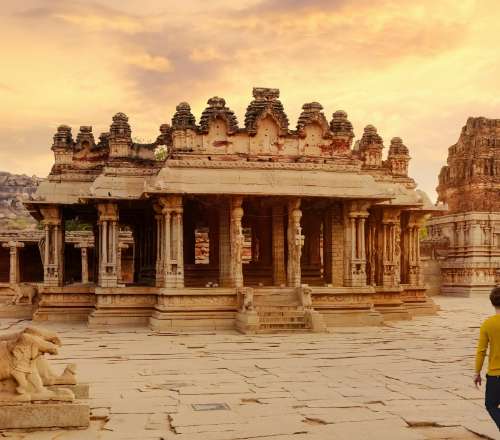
xmin=26 ymin=87 xmax=430 ymax=212
xmin=148 ymin=163 xmax=393 ymax=200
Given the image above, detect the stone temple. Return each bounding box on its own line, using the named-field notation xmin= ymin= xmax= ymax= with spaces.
xmin=4 ymin=87 xmax=436 ymax=332
xmin=426 ymin=117 xmax=500 ymax=296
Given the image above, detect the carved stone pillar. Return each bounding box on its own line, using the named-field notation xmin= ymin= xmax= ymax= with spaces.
xmin=344 ymin=201 xmax=369 ymax=287
xmin=230 ymin=197 xmax=244 ymax=288
xmin=219 ymin=200 xmax=231 ymax=287
xmin=159 ymin=196 xmax=184 ymax=288
xmin=117 ymin=243 xmax=129 ymax=284
xmin=75 ymin=243 xmax=93 ymax=284
xmin=406 ymin=212 xmax=427 ymax=286
xmin=272 ymin=204 xmax=286 ymax=286
xmin=40 ymin=205 xmax=64 ymax=287
xmin=381 ymin=209 xmax=401 ymax=287
xmin=97 ymin=202 xmax=119 ymax=288
xmin=287 ymin=198 xmax=303 ymax=288
xmin=2 ymin=241 xmax=24 ymax=285
xmin=154 ymin=206 xmax=164 ymax=287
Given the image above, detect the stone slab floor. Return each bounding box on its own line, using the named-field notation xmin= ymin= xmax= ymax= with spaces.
xmin=1 ymin=296 xmax=500 ymax=440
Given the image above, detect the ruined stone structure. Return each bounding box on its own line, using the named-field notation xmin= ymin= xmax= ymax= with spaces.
xmin=0 ymin=230 xmax=133 ymax=319
xmin=14 ymin=88 xmax=436 ymax=332
xmin=428 ymin=117 xmax=500 ymax=295
xmin=0 ymin=326 xmax=89 ymax=429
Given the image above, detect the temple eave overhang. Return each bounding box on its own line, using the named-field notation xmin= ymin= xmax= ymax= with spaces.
xmin=145 ymin=167 xmax=394 ymax=200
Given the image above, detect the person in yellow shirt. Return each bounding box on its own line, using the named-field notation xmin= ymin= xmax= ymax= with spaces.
xmin=474 ymin=286 xmax=500 ymax=430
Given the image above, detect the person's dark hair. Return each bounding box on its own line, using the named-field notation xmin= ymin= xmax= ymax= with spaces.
xmin=490 ymin=286 xmax=500 ymax=307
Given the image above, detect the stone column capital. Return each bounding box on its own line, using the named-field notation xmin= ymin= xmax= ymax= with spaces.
xmin=2 ymin=241 xmax=25 ymax=249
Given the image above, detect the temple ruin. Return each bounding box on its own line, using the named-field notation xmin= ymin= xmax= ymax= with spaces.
xmin=1 ymin=87 xmax=436 ymax=332
xmin=427 ymin=117 xmax=500 ymax=295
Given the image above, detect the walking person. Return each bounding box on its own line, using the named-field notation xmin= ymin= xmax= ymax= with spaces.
xmin=474 ymin=286 xmax=500 ymax=430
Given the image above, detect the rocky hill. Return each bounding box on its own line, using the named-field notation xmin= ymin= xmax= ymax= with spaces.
xmin=0 ymin=171 xmax=42 ymax=230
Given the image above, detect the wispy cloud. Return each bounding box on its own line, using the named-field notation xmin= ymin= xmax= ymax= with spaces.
xmin=0 ymin=0 xmax=497 ymax=200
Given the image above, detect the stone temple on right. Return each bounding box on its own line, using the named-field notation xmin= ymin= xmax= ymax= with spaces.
xmin=427 ymin=117 xmax=500 ymax=296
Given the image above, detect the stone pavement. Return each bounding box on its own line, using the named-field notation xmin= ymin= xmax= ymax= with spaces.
xmin=1 ymin=296 xmax=499 ymax=440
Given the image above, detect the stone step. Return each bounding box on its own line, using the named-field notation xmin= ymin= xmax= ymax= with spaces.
xmin=257 ymin=328 xmax=309 ymax=334
xmin=258 ymin=322 xmax=307 ymax=330
xmin=257 ymin=310 xmax=305 ymax=317
xmin=259 ymin=317 xmax=305 ymax=324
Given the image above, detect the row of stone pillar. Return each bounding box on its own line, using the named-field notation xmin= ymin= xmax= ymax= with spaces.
xmin=32 ymin=198 xmax=427 ymax=290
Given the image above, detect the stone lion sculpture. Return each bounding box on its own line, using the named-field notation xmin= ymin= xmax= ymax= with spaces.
xmin=9 ymin=283 xmax=38 ymax=305
xmin=237 ymin=287 xmax=255 ymax=312
xmin=0 ymin=326 xmax=76 ymax=401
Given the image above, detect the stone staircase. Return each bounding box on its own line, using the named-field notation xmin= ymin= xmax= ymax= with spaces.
xmin=253 ymin=288 xmax=309 ymax=333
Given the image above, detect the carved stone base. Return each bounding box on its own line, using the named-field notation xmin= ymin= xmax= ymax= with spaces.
xmin=441 ymin=285 xmax=493 ymax=296
xmin=319 ymin=309 xmax=383 ymax=327
xmin=34 ymin=285 xmax=96 ymax=322
xmin=372 ymin=288 xmax=411 ymax=321
xmin=304 ymin=310 xmax=327 ymax=332
xmin=0 ymin=303 xmax=34 ymax=319
xmin=0 ymin=402 xmax=89 ymax=429
xmin=88 ymin=309 xmax=152 ymax=327
xmin=235 ymin=310 xmax=260 ymax=334
xmin=374 ymin=305 xmax=411 ymax=321
xmin=150 ymin=311 xmax=236 ymax=332
xmin=34 ymin=307 xmax=90 ymax=322
xmin=404 ymin=300 xmax=439 ymax=316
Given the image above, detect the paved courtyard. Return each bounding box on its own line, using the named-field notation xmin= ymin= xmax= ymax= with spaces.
xmin=1 ymin=296 xmax=500 ymax=440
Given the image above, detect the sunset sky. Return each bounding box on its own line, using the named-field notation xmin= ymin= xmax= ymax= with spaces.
xmin=1 ymin=0 xmax=499 ymax=199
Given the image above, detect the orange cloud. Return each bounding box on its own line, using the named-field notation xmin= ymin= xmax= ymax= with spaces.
xmin=0 ymin=0 xmax=498 ymax=200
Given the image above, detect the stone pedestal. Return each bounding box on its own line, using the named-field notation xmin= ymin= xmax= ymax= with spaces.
xmin=235 ymin=310 xmax=260 ymax=334
xmin=150 ymin=288 xmax=237 ymax=331
xmin=0 ymin=401 xmax=90 ymax=429
xmin=304 ymin=309 xmax=327 ymax=333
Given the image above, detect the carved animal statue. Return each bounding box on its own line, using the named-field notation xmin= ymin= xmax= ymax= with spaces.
xmin=0 ymin=326 xmax=76 ymax=401
xmin=237 ymin=287 xmax=255 ymax=312
xmin=300 ymin=285 xmax=313 ymax=309
xmin=10 ymin=283 xmax=38 ymax=305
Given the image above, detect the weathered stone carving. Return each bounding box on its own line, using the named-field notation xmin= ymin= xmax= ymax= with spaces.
xmin=199 ymin=97 xmax=239 ymax=135
xmin=9 ymin=283 xmax=38 ymax=305
xmin=385 ymin=137 xmax=410 ymax=176
xmin=428 ymin=116 xmax=500 ymax=295
xmin=237 ymin=286 xmax=255 ymax=311
xmin=0 ymin=326 xmax=76 ymax=402
xmin=437 ymin=117 xmax=500 ymax=212
xmin=357 ymin=125 xmax=383 ymax=168
xmin=330 ymin=110 xmax=354 ymax=155
xmin=244 ymin=87 xmax=289 ymax=136
xmin=172 ymin=102 xmax=197 ymax=131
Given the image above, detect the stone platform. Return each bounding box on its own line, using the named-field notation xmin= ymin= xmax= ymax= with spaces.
xmin=0 ymin=402 xmax=89 ymax=430
xmin=0 ymin=295 xmax=498 ymax=439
